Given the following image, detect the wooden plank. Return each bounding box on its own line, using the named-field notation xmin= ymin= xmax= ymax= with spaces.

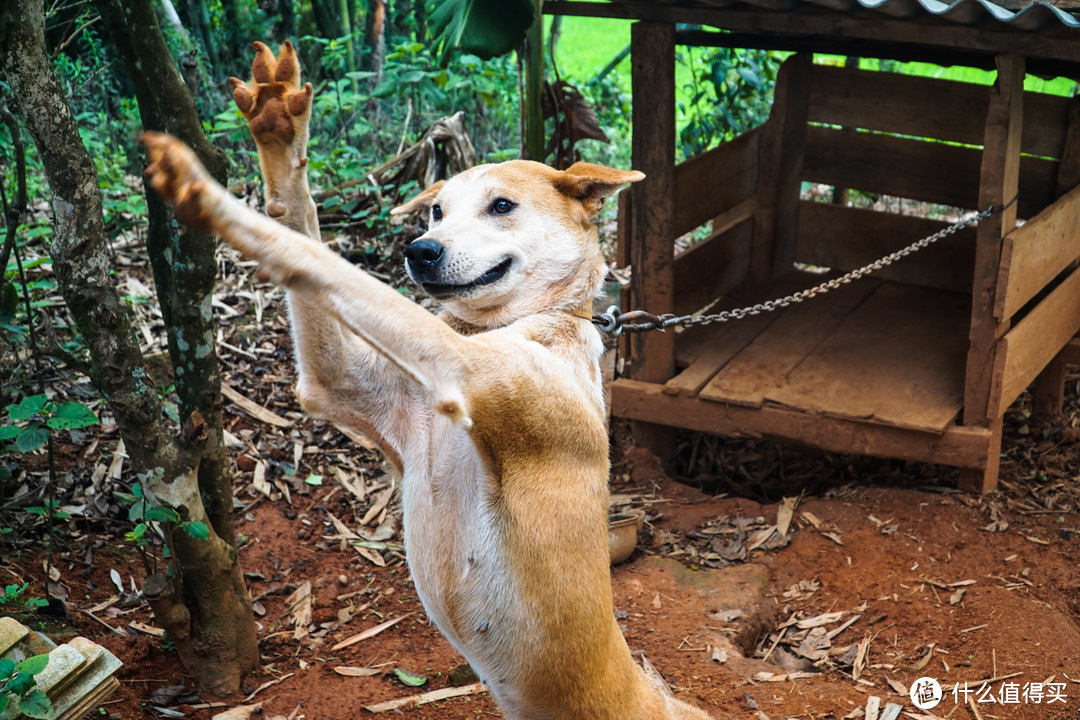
xmin=808 ymin=64 xmax=1068 ymax=160
xmin=611 ymin=378 xmax=993 ymax=470
xmin=699 ymin=278 xmax=878 ymax=408
xmin=994 ymin=184 xmax=1080 ymax=320
xmin=668 ymin=268 xmax=842 ymax=395
xmin=796 ymin=202 xmax=976 ymax=294
xmin=673 ymin=128 xmax=760 ymax=238
xmin=673 ymin=217 xmax=753 ymax=316
xmin=964 ymin=54 xmax=1024 ymax=426
xmin=664 ymin=306 xmax=778 ymax=398
xmin=992 ymin=263 xmax=1080 ymax=417
xmin=759 ymin=284 xmax=970 ymax=432
xmin=804 ymin=126 xmax=1055 ymax=218
xmin=752 ymin=53 xmax=811 ymax=283
xmin=629 ymin=21 xmax=677 ymax=463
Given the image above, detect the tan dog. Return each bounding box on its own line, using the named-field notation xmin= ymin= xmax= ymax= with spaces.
xmin=142 ymin=41 xmax=712 ymax=720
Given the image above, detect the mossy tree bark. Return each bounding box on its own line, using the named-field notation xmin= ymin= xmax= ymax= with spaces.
xmin=0 ymin=0 xmax=257 ymax=696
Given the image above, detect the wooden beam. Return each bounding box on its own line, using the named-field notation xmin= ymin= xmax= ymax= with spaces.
xmin=628 ymin=21 xmax=677 ymax=463
xmin=666 ymin=28 xmax=1080 ymax=81
xmin=542 ymin=2 xmax=1080 ymax=71
xmin=961 ymin=54 xmax=1024 ymax=494
xmin=752 ymin=53 xmax=811 ymax=283
xmin=611 ymin=379 xmax=993 ymax=470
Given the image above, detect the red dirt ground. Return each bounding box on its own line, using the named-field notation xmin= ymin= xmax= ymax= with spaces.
xmin=3 ymin=425 xmax=1078 ymax=720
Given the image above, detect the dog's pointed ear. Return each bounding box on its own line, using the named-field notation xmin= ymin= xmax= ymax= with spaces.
xmin=391 ymin=180 xmax=446 ymax=218
xmin=554 ymin=162 xmax=645 ymax=216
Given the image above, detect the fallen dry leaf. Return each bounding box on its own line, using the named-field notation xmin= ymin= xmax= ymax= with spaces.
xmin=331 ymin=612 xmax=416 ymax=652
xmin=334 ymin=666 xmax=382 ymax=677
xmin=211 ymin=702 xmax=262 ymax=720
xmin=364 ymin=682 xmax=488 ymax=713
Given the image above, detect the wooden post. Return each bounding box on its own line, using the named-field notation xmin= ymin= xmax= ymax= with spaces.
xmin=628 ymin=22 xmax=676 ymax=466
xmin=751 ymin=53 xmax=812 ymax=284
xmin=960 ymin=54 xmax=1024 ymax=494
xmin=1031 ymin=97 xmax=1080 ymax=422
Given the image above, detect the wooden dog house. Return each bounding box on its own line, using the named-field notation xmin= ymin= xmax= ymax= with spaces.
xmin=545 ymin=0 xmax=1080 ymax=492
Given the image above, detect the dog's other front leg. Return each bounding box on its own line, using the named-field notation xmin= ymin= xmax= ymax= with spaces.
xmin=142 ymin=133 xmax=472 ymax=435
xmin=228 ymin=41 xmax=420 ymax=468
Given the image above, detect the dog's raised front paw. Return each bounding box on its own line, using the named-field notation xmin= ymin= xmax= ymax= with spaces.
xmin=141 ymin=132 xmax=216 ymax=233
xmin=230 ymin=40 xmax=313 ymax=148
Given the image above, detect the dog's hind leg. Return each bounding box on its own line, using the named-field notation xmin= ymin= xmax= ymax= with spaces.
xmin=227 ymin=41 xmax=428 ymax=466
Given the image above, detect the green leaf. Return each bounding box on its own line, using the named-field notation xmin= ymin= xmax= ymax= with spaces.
xmin=45 ymin=402 xmax=98 ymax=430
xmin=392 ymin=667 xmax=428 ymax=687
xmin=0 ymin=425 xmax=20 ymax=440
xmin=16 ymin=655 xmax=49 ymax=676
xmin=7 ymin=395 xmax=47 ymax=420
xmin=304 ymin=473 xmax=323 ymax=486
xmin=0 ymin=693 xmax=8 ymax=715
xmin=144 ymin=506 xmax=180 ymax=524
xmin=0 ymin=657 xmax=15 ymax=678
xmin=178 ymin=521 xmax=210 ymax=540
xmin=15 ymin=426 xmax=49 ymax=453
xmin=429 ymin=0 xmax=534 ymax=64
xmin=18 ymin=688 xmax=53 ymax=719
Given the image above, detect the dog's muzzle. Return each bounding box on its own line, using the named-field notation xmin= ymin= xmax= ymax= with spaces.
xmin=404 ymin=238 xmax=445 ymax=277
xmin=405 ymin=237 xmax=514 ymax=299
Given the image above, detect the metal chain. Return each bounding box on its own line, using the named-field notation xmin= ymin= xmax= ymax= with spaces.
xmin=594 ymin=199 xmax=1012 ymax=336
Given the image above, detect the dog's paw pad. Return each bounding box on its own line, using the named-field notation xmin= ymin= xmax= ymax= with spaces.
xmin=232 ymin=40 xmax=311 ymax=146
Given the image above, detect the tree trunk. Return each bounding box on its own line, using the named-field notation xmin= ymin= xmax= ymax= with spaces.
xmin=309 ymin=0 xmax=344 ymax=41
xmin=365 ymin=0 xmax=387 ymax=91
xmin=1 ymin=0 xmax=257 ymax=697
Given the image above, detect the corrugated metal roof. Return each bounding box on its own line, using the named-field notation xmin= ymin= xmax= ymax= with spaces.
xmin=846 ymin=0 xmax=1078 ymax=29
xmin=599 ymin=0 xmax=1080 ymax=31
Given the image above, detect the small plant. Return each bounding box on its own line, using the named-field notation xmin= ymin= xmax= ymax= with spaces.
xmin=0 ymin=653 xmax=53 ymax=719
xmin=0 ymin=394 xmax=98 ymax=454
xmin=0 ymin=582 xmax=49 ymax=612
xmin=114 ymin=480 xmax=211 ymax=575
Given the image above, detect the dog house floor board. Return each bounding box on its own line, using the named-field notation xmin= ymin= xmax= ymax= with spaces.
xmin=670 ymin=278 xmax=970 ymax=434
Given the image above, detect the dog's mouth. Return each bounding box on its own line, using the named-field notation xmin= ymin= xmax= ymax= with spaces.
xmin=420 ymin=257 xmax=514 ymax=298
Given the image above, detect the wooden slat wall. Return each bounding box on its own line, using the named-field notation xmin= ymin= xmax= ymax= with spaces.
xmin=995 ymin=184 xmax=1080 ymax=321
xmin=796 ymin=202 xmax=976 ymax=294
xmin=803 ymin=126 xmax=1056 ymax=217
xmin=672 ymin=218 xmax=753 ymax=316
xmin=672 ymin=127 xmax=760 ymax=238
xmin=992 ymin=264 xmax=1080 ymax=417
xmin=808 ymin=65 xmax=1069 ymax=159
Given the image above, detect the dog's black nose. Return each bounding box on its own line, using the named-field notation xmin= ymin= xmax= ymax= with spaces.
xmin=404 ymin=238 xmax=444 ymax=273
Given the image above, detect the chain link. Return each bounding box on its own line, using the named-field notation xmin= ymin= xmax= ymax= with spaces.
xmin=594 ymin=200 xmax=1010 ymax=336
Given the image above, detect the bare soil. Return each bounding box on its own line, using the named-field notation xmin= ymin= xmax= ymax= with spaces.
xmin=3 ymin=416 xmax=1078 ymax=720
xmin=3 ymin=228 xmax=1078 ymax=720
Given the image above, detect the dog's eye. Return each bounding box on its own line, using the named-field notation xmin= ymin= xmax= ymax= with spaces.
xmin=489 ymin=198 xmax=515 ymax=216
xmin=431 ymin=204 xmax=443 ymax=221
